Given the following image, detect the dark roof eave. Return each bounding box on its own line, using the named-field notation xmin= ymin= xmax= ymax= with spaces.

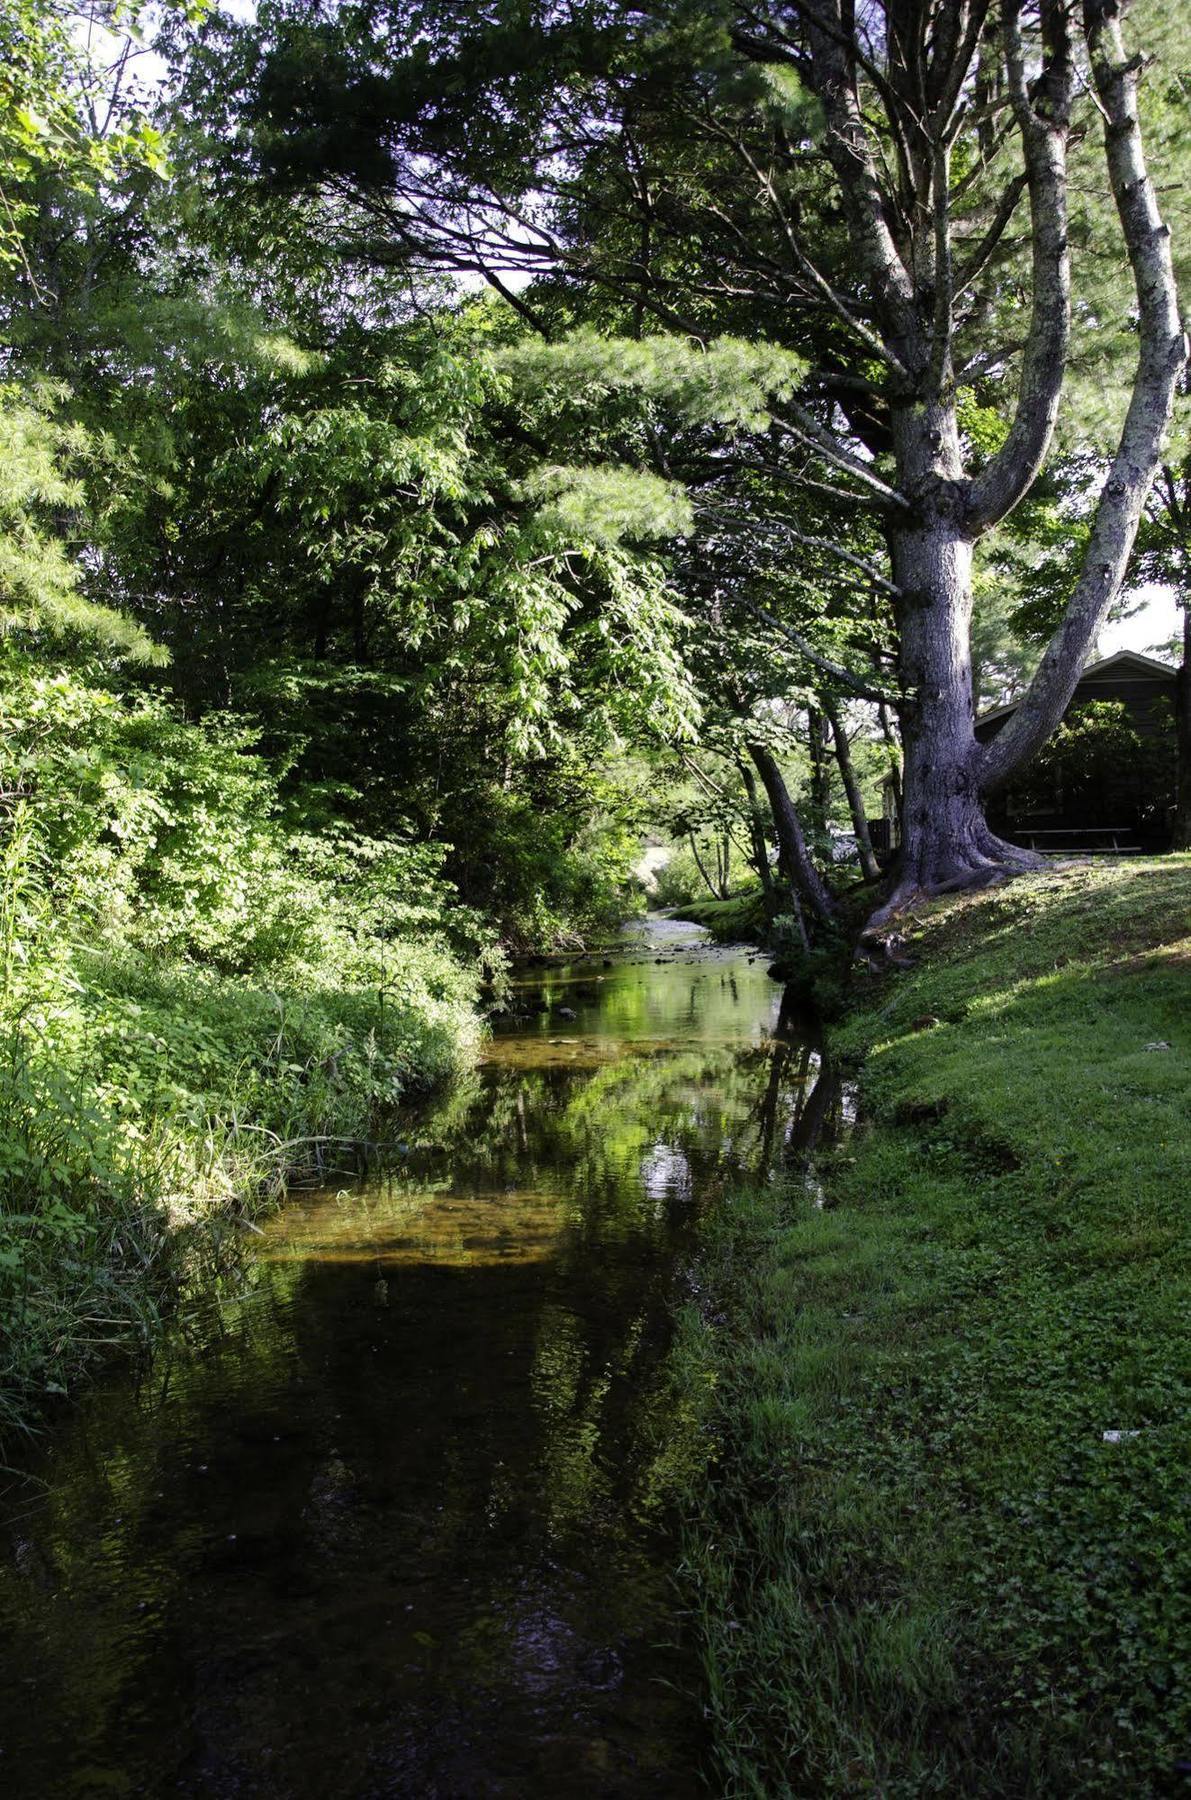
xmin=974 ymin=648 xmax=1178 ymax=733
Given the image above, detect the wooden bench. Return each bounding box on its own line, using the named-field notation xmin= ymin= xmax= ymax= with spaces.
xmin=1015 ymin=827 xmax=1142 ymax=855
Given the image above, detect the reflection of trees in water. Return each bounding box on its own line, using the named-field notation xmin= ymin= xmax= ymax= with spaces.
xmin=559 ymin=1051 xmax=754 ymax=1222
xmin=0 ymin=975 xmax=845 ymax=1795
xmin=376 ymin=1046 xmax=796 ymax=1240
xmin=5 ymin=987 xmax=837 ymax=1573
xmin=229 ymin=992 xmax=843 ymax=1273
xmin=747 ymin=988 xmax=844 ymax=1181
xmin=414 ymin=1011 xmax=844 ymax=1220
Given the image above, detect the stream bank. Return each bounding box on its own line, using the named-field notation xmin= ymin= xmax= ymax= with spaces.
xmin=676 ymin=857 xmax=1191 ymax=1797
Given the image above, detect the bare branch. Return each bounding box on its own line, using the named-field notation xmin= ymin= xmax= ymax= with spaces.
xmin=771 ymin=407 xmax=910 ymax=507
xmin=952 ymin=171 xmax=1029 ymax=297
xmin=775 ymin=0 xmax=923 ymax=362
xmin=721 ymin=127 xmax=912 ymax=379
xmin=745 ymin=601 xmax=906 ymax=705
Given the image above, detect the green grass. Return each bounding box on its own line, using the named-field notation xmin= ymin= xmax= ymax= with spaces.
xmin=0 ymin=943 xmax=481 ymax=1445
xmin=677 ymin=857 xmax=1191 ymax=1797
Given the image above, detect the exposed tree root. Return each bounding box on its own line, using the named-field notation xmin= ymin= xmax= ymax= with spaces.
xmin=861 ymin=828 xmax=1048 ymax=940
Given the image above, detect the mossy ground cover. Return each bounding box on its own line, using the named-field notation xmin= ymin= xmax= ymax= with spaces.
xmin=678 ymin=857 xmax=1191 ymax=1797
xmin=670 ymin=886 xmax=768 ymax=942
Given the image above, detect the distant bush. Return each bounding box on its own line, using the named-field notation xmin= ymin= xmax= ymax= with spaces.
xmin=1005 ymin=698 xmax=1175 ymax=834
xmin=448 ymin=777 xmax=643 ymax=948
xmin=653 ymin=837 xmax=749 ymax=908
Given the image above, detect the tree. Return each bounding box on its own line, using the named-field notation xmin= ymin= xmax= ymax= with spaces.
xmin=0 ymin=0 xmax=173 ymax=663
xmin=44 ymin=232 xmax=710 ymax=932
xmin=223 ymin=0 xmax=1187 ymax=912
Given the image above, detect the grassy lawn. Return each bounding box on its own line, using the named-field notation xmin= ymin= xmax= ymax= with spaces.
xmin=678 ymin=857 xmax=1191 ymax=1797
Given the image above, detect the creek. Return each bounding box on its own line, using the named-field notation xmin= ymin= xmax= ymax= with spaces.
xmin=0 ymin=918 xmax=833 ymax=1797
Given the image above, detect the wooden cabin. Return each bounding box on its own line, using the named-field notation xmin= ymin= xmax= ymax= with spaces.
xmin=872 ymin=651 xmax=1179 ymax=856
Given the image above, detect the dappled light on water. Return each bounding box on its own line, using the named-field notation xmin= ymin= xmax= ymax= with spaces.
xmin=263 ymin=1185 xmax=571 ymax=1268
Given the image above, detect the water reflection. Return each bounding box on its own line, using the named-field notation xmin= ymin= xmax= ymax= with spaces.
xmin=0 ymin=926 xmax=831 ymax=1798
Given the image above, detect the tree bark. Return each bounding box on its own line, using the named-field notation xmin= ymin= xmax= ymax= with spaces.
xmin=797 ymin=0 xmax=1184 ymax=913
xmin=980 ymin=2 xmax=1187 ymax=790
xmin=806 ymin=704 xmax=831 ymax=836
xmin=738 ymin=758 xmax=777 ymax=903
xmin=873 ymin=398 xmax=1045 ymax=911
xmin=823 ymin=699 xmax=881 ymax=882
xmin=891 ymin=525 xmax=1041 ymax=903
xmin=716 ymin=832 xmax=731 ymax=899
xmin=746 ymin=741 xmax=836 ymax=929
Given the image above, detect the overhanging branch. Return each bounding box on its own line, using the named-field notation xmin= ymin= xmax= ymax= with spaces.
xmin=965 ymin=0 xmax=1074 ymax=533
xmin=745 ymin=601 xmax=906 ymax=706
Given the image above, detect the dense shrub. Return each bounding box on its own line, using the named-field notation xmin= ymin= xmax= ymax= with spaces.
xmin=446 ymin=772 xmax=645 ymax=947
xmin=0 ymin=654 xmax=488 ymax=1430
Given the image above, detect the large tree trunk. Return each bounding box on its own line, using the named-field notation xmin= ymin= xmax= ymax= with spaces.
xmin=889 ymin=508 xmax=1041 ymax=903
xmin=870 ymin=393 xmax=1043 ymax=914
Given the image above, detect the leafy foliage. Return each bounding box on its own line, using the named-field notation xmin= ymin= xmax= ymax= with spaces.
xmin=0 ymin=385 xmax=162 ymax=659
xmin=1005 ymin=699 xmax=1177 ymax=837
xmin=0 ymin=652 xmax=487 ymax=1426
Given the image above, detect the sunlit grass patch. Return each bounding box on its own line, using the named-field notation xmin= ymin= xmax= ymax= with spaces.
xmin=678 ymin=854 xmax=1191 ymax=1797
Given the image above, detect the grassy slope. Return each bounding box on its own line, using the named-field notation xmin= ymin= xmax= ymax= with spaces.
xmin=678 ymin=857 xmax=1191 ymax=1797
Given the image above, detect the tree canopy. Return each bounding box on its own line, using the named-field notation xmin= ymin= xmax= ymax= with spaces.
xmin=0 ymin=0 xmax=1187 ymax=937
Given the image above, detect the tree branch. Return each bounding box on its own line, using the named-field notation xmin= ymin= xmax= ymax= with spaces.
xmin=952 ymin=171 xmax=1029 ymax=298
xmin=966 ymin=0 xmax=1074 ymax=532
xmin=780 ymin=0 xmax=924 ymax=364
xmin=981 ymin=0 xmax=1187 ymax=789
xmin=745 ymin=601 xmax=906 ymax=705
xmin=719 ymin=126 xmax=912 ymax=380
xmin=746 ymin=738 xmax=837 ymax=925
xmin=770 ymin=406 xmax=910 ymax=508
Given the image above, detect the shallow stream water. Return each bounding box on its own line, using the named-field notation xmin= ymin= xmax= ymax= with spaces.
xmin=0 ymin=919 xmax=829 ymax=1798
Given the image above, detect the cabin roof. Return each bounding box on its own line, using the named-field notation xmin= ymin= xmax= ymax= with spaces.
xmin=974 ymin=649 xmax=1178 ymax=732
